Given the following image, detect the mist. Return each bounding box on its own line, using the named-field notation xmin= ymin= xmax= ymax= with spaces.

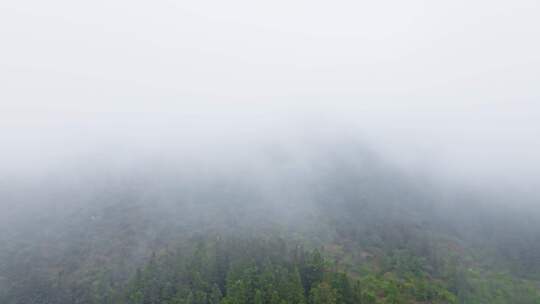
xmin=2 ymin=0 xmax=539 ymax=194
xmin=1 ymin=0 xmax=540 ymax=303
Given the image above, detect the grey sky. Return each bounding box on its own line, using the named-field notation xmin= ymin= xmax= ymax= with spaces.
xmin=1 ymin=0 xmax=539 ymax=193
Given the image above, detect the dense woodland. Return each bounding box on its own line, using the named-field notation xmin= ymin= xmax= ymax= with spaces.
xmin=0 ymin=145 xmax=539 ymax=303
xmin=120 ymin=237 xmax=456 ymax=304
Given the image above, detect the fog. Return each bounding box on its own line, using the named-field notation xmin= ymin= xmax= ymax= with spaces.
xmin=1 ymin=1 xmax=540 ymax=303
xmin=3 ymin=104 xmax=540 ymax=204
xmin=1 ymin=0 xmax=539 ymax=193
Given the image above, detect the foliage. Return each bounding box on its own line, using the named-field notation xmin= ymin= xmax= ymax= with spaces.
xmin=120 ymin=237 xmax=463 ymax=304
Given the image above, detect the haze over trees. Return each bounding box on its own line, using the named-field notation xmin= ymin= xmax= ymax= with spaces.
xmin=0 ymin=133 xmax=539 ymax=303
xmin=1 ymin=0 xmax=540 ymax=303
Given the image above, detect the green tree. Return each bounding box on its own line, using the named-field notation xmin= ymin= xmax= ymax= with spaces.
xmin=227 ymin=280 xmax=248 ymax=304
xmin=209 ymin=284 xmax=223 ymax=304
xmin=254 ymin=289 xmax=264 ymax=304
xmin=303 ymin=250 xmax=324 ymax=292
xmin=288 ymin=267 xmax=307 ymax=304
xmin=310 ymin=282 xmax=337 ymax=304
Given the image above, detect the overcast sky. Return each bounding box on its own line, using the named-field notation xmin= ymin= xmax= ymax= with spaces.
xmin=1 ymin=0 xmax=539 ymax=193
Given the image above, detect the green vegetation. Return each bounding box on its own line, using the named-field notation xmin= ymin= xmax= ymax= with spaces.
xmin=121 ymin=237 xmax=457 ymax=304
xmin=0 ymin=148 xmax=539 ymax=303
xmin=7 ymin=232 xmax=536 ymax=304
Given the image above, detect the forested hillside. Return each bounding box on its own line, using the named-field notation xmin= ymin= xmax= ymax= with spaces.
xmin=0 ymin=144 xmax=539 ymax=303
